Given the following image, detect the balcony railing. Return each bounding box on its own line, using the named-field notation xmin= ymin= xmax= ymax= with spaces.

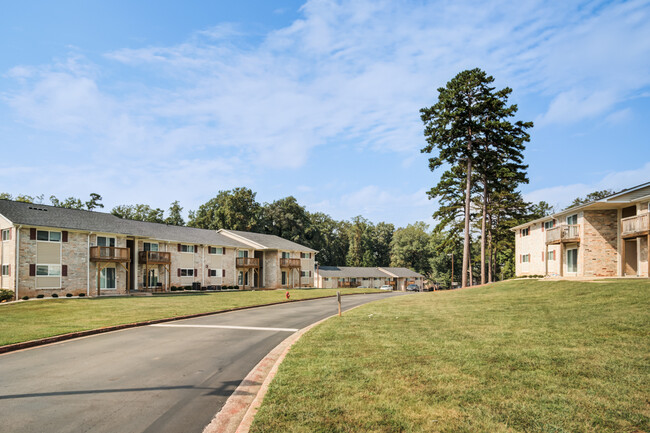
xmin=280 ymin=258 xmax=301 ymax=268
xmin=90 ymin=246 xmax=130 ymax=262
xmin=621 ymin=214 xmax=650 ymax=238
xmin=138 ymin=251 xmax=171 ymax=264
xmin=236 ymin=257 xmax=260 ymax=268
xmin=546 ymin=224 xmax=580 ymax=244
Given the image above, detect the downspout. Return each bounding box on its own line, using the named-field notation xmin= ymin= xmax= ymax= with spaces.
xmin=87 ymin=232 xmax=92 ymax=297
xmin=15 ymin=225 xmax=21 ymax=300
xmin=202 ymin=245 xmax=205 ymax=287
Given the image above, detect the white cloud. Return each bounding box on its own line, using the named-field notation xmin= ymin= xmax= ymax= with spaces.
xmin=524 ymin=162 xmax=650 ymax=210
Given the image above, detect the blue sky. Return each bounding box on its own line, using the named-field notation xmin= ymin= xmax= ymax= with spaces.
xmin=1 ymin=0 xmax=649 ymax=227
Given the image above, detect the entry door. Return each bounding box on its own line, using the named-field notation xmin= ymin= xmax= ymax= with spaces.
xmin=624 ymin=240 xmax=638 ymax=276
xmin=567 ymin=248 xmax=578 ymax=273
xmin=100 ymin=267 xmax=116 ymax=289
xmin=143 ymin=269 xmax=158 ymax=287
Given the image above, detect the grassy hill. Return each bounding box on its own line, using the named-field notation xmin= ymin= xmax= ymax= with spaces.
xmin=251 ymin=279 xmax=649 ymax=433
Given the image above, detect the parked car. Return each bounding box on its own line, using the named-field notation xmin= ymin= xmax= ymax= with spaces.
xmin=379 ymin=285 xmax=393 ymax=291
xmin=406 ymin=284 xmax=419 ymax=292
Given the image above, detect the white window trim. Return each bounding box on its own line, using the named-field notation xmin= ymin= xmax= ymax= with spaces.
xmin=208 ymin=246 xmax=224 ymax=255
xmin=100 ymin=266 xmax=117 ymax=290
xmin=180 ymin=245 xmax=195 ymax=253
xmin=208 ymin=268 xmax=222 ymax=277
xmin=179 ymin=268 xmax=195 ymax=277
xmin=144 ymin=242 xmax=159 ymax=252
xmin=36 ymin=264 xmax=61 ymax=276
xmin=1 ymin=229 xmax=10 ymax=241
xmin=37 ymin=230 xmax=61 ymax=242
xmin=97 ymin=236 xmax=116 ymax=247
xmin=1 ymin=264 xmax=9 ymax=276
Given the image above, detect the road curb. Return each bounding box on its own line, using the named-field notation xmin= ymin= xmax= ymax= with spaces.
xmin=0 ymin=292 xmax=380 ymax=355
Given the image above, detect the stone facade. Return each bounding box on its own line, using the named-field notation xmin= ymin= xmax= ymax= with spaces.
xmin=582 ymin=210 xmax=618 ymax=277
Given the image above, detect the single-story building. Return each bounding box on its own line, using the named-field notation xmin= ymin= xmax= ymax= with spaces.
xmin=314 ymin=266 xmax=424 ymax=291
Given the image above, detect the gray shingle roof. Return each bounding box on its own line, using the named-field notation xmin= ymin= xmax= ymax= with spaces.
xmin=0 ymin=200 xmax=250 ymax=248
xmin=317 ymin=266 xmax=424 ymax=278
xmin=220 ymin=229 xmax=317 ymax=253
xmin=379 ymin=267 xmax=424 ymax=278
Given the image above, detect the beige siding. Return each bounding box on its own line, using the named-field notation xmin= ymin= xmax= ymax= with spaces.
xmin=37 ymin=242 xmax=60 ymax=264
xmin=36 ymin=276 xmax=60 ymax=288
xmin=0 ymin=216 xmax=16 ymax=291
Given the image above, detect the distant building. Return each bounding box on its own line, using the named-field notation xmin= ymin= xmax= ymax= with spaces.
xmin=315 ymin=265 xmax=424 ymax=291
xmin=512 ymin=182 xmax=650 ymax=278
xmin=0 ymin=200 xmax=316 ymax=298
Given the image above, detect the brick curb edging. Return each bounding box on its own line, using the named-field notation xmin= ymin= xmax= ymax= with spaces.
xmin=0 ymin=292 xmax=380 ymax=355
xmin=202 ymin=302 xmax=370 ymax=433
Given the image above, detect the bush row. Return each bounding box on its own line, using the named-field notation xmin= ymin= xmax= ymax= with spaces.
xmin=170 ymin=285 xmax=240 ymax=291
xmin=19 ymin=293 xmax=86 ymax=301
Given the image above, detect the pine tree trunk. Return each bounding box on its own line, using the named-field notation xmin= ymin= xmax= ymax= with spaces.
xmin=481 ymin=178 xmax=487 ymax=285
xmin=487 ymin=212 xmax=493 ymax=283
xmin=462 ymin=157 xmax=472 ymax=288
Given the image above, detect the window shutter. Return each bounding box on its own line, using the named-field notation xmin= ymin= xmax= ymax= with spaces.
xmin=195 ymin=246 xmax=199 ymax=254
xmin=7 ymin=264 xmax=10 ymax=276
xmin=177 ymin=243 xmax=181 ymax=252
xmin=541 ymin=252 xmax=544 ymax=262
xmin=177 ymin=268 xmax=181 ymax=277
xmin=62 ymin=231 xmax=68 ymax=242
xmin=30 ymin=228 xmax=36 ymax=240
xmin=542 ymin=225 xmax=544 ymax=232
xmin=519 ymin=230 xmax=521 ymax=237
xmin=207 ymin=268 xmax=211 ymax=277
xmin=29 ymin=264 xmax=36 ymax=276
xmin=194 ymin=268 xmax=197 ymax=277
xmin=222 ymin=269 xmax=225 ymax=277
xmin=223 ymin=248 xmax=226 ymax=255
xmin=62 ymin=265 xmax=68 ymax=276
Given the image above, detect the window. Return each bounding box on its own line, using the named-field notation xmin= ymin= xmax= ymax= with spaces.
xmin=1 ymin=229 xmax=10 ymax=241
xmin=1 ymin=265 xmax=9 ymax=276
xmin=281 ymin=271 xmax=287 ymax=285
xmin=521 ymin=254 xmax=530 ymax=263
xmin=180 ymin=245 xmax=194 ymax=253
xmin=238 ymin=250 xmax=248 ymax=258
xmin=37 ymin=264 xmax=61 ymax=276
xmin=548 ymin=250 xmax=556 ymax=261
xmin=544 ymin=220 xmax=555 ymax=230
xmin=144 ymin=242 xmax=159 ymax=252
xmin=301 ymin=271 xmax=311 ymax=277
xmin=323 ymin=277 xmax=329 ymax=282
xmin=100 ymin=267 xmax=116 ymax=289
xmin=179 ymin=268 xmax=194 ymax=277
xmin=97 ymin=236 xmax=116 ymax=247
xmin=208 ymin=269 xmax=221 ymax=277
xmin=37 ymin=230 xmax=61 ymax=242
xmin=521 ymin=228 xmax=530 ymax=236
xmin=281 ymin=252 xmax=291 ymax=259
xmin=300 ymin=252 xmax=311 ymax=259
xmin=208 ymin=246 xmax=223 ymax=255
xmin=566 ymin=214 xmax=578 ymax=225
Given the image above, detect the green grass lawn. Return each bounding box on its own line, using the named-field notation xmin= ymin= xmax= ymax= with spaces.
xmin=250 ymin=279 xmax=650 ymax=433
xmin=0 ymin=288 xmax=380 ymax=346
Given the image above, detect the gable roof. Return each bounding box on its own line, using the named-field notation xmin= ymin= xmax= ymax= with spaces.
xmin=0 ymin=200 xmax=250 ymax=248
xmin=219 ymin=229 xmax=317 ymax=253
xmin=317 ymin=266 xmax=424 ymax=279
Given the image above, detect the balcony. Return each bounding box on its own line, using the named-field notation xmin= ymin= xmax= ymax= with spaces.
xmin=546 ymin=224 xmax=580 ymax=245
xmin=236 ymin=257 xmax=260 ymax=268
xmin=621 ymin=214 xmax=650 ymax=238
xmin=90 ymin=246 xmax=130 ymax=262
xmin=138 ymin=251 xmax=171 ymax=264
xmin=280 ymin=258 xmax=301 ymax=268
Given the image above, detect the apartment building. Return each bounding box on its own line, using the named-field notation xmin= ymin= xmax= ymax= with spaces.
xmin=315 ymin=266 xmax=424 ymax=291
xmin=0 ymin=200 xmax=317 ymax=298
xmin=513 ymin=182 xmax=650 ymax=278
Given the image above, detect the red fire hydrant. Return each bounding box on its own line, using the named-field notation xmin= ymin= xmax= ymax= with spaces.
xmin=285 ymin=291 xmax=290 ymax=300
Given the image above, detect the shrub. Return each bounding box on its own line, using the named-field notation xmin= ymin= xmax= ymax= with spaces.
xmin=66 ymin=293 xmax=72 ymax=297
xmin=78 ymin=293 xmax=86 ymax=297
xmin=22 ymin=295 xmax=29 ymax=301
xmin=37 ymin=294 xmax=45 ymax=299
xmin=170 ymin=286 xmax=177 ymax=291
xmin=0 ymin=289 xmax=14 ymax=302
xmin=51 ymin=293 xmax=59 ymax=298
xmin=184 ymin=286 xmax=192 ymax=291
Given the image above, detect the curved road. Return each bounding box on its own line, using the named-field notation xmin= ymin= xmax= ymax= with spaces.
xmin=0 ymin=292 xmax=404 ymax=433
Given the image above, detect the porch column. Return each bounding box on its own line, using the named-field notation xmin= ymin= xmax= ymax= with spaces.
xmin=559 ymin=243 xmax=564 ymax=277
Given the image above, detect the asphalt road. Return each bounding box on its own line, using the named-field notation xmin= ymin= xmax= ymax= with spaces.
xmin=0 ymin=292 xmax=404 ymax=433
